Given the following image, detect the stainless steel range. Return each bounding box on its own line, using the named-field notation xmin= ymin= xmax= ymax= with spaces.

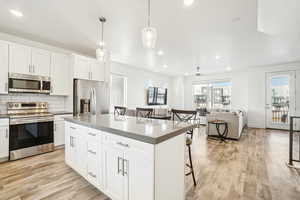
xmin=8 ymin=102 xmax=54 ymax=160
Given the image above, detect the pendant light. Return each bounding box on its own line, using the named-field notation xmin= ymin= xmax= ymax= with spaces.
xmin=141 ymin=0 xmax=157 ymax=49
xmin=96 ymin=17 xmax=107 ymax=61
xmin=195 ymin=66 xmax=201 ymax=76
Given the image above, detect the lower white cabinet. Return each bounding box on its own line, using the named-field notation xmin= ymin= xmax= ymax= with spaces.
xmin=0 ymin=118 xmax=9 ymax=162
xmin=65 ymin=121 xmax=184 ymax=200
xmin=54 ymin=114 xmax=72 ymax=147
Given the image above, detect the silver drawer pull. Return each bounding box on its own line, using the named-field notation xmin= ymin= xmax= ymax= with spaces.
xmin=88 ymin=132 xmax=96 ymax=136
xmin=88 ymin=150 xmax=96 ymax=155
xmin=70 ymin=127 xmax=76 ymax=130
xmin=88 ymin=172 xmax=96 ymax=178
xmin=117 ymin=142 xmax=129 ymax=148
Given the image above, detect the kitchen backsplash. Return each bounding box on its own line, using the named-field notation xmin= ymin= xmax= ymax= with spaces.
xmin=0 ymin=93 xmax=67 ymax=114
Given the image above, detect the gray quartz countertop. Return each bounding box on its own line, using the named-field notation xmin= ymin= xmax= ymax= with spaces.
xmin=64 ymin=114 xmax=196 ymax=144
xmin=51 ymin=111 xmax=73 ymax=115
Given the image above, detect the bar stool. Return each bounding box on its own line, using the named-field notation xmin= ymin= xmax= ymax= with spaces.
xmin=186 ymin=137 xmax=197 ymax=186
xmin=171 ymin=109 xmax=197 ymax=139
xmin=114 ymin=106 xmax=127 ymax=116
xmin=136 ymin=108 xmax=154 ymax=118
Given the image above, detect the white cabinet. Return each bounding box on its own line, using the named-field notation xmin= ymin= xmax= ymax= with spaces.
xmin=64 ymin=121 xmax=183 ymax=200
xmin=51 ymin=53 xmax=71 ymax=96
xmin=54 ymin=114 xmax=72 ymax=147
xmin=90 ymin=61 xmax=105 ymax=81
xmin=0 ymin=41 xmax=9 ymax=94
xmin=73 ymin=54 xmax=105 ymax=82
xmin=9 ymin=43 xmax=51 ymax=77
xmin=9 ymin=43 xmax=31 ymax=75
xmin=103 ymin=140 xmax=127 ymax=200
xmin=73 ymin=55 xmax=90 ymax=80
xmin=0 ymin=119 xmax=9 ymax=162
xmin=31 ymin=48 xmax=51 ymax=76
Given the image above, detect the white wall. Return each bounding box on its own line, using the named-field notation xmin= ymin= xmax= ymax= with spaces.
xmin=110 ymin=62 xmax=172 ymax=109
xmin=183 ymin=62 xmax=300 ymax=128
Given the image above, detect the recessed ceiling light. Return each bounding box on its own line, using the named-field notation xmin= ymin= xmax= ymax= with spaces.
xmin=163 ymin=64 xmax=168 ymax=69
xmin=226 ymin=66 xmax=232 ymax=71
xmin=157 ymin=50 xmax=164 ymax=56
xmin=184 ymin=0 xmax=194 ymax=6
xmin=215 ymin=55 xmax=221 ymax=60
xmin=10 ymin=9 xmax=23 ymax=17
xmin=184 ymin=72 xmax=189 ymax=76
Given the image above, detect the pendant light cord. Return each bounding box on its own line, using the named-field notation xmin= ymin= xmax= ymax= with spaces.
xmin=148 ymin=0 xmax=151 ymax=27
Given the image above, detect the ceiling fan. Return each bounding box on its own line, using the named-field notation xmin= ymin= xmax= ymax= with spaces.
xmin=195 ymin=66 xmax=201 ymax=76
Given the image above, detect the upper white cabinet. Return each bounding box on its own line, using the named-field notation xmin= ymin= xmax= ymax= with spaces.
xmin=31 ymin=48 xmax=51 ymax=76
xmin=73 ymin=54 xmax=105 ymax=82
xmin=0 ymin=41 xmax=9 ymax=94
xmin=0 ymin=118 xmax=9 ymax=162
xmin=51 ymin=53 xmax=71 ymax=96
xmin=90 ymin=61 xmax=105 ymax=81
xmin=9 ymin=43 xmax=51 ymax=77
xmin=73 ymin=55 xmax=90 ymax=80
xmin=9 ymin=43 xmax=31 ymax=75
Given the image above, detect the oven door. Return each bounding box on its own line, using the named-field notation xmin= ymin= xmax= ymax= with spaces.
xmin=9 ymin=121 xmax=54 ymax=151
xmin=9 ymin=78 xmax=41 ymax=93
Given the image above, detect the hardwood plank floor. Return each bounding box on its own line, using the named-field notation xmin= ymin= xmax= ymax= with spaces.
xmin=0 ymin=128 xmax=299 ymax=200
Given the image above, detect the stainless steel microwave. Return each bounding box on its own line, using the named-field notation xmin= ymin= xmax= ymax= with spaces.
xmin=8 ymin=73 xmax=51 ymax=94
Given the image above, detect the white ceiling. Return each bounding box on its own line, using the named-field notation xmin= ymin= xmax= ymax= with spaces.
xmin=0 ymin=0 xmax=299 ymax=76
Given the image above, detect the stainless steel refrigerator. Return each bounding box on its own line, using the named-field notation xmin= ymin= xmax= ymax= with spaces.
xmin=73 ymin=79 xmax=110 ymax=116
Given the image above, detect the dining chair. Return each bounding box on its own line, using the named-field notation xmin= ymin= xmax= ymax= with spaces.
xmin=114 ymin=106 xmax=127 ymax=116
xmin=136 ymin=108 xmax=154 ymax=118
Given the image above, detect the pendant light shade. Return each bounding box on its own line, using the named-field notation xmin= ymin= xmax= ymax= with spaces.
xmin=142 ymin=27 xmax=157 ymax=49
xmin=142 ymin=0 xmax=157 ymax=48
xmin=96 ymin=17 xmax=107 ymax=61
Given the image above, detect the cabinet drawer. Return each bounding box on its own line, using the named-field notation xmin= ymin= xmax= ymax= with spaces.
xmin=87 ymin=141 xmax=98 ymax=155
xmin=0 ymin=118 xmax=9 ymax=126
xmin=87 ymin=153 xmax=99 ymax=186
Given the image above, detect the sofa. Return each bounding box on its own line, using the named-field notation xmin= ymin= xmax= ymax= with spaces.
xmin=206 ymin=110 xmax=246 ymax=140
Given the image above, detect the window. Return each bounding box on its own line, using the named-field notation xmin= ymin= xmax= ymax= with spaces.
xmin=110 ymin=74 xmax=127 ymax=111
xmin=193 ymin=80 xmax=231 ymax=110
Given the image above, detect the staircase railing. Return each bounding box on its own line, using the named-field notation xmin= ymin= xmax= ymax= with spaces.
xmin=288 ymin=116 xmax=300 ymax=168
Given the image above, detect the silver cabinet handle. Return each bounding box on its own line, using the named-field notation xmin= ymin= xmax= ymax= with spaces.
xmin=5 ymin=128 xmax=8 ymax=138
xmin=70 ymin=136 xmax=73 ymax=147
xmin=70 ymin=127 xmax=76 ymax=130
xmin=122 ymin=159 xmax=128 ymax=176
xmin=88 ymin=150 xmax=96 ymax=155
xmin=88 ymin=172 xmax=96 ymax=178
xmin=117 ymin=142 xmax=129 ymax=148
xmin=117 ymin=157 xmax=122 ymax=174
xmin=88 ymin=132 xmax=96 ymax=137
xmin=4 ymin=82 xmax=8 ymax=92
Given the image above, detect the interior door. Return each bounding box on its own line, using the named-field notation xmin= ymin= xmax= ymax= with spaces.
xmin=9 ymin=43 xmax=31 ymax=75
xmin=0 ymin=42 xmax=9 ymax=94
xmin=266 ymin=71 xmax=296 ymax=129
xmin=31 ymin=48 xmax=51 ymax=76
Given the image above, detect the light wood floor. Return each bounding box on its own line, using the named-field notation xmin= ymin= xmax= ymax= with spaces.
xmin=0 ymin=128 xmax=299 ymax=200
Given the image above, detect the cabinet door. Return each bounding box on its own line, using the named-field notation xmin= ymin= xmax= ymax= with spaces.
xmin=90 ymin=61 xmax=105 ymax=81
xmin=54 ymin=121 xmax=65 ymax=146
xmin=103 ymin=144 xmax=125 ymax=200
xmin=64 ymin=122 xmax=71 ymax=165
xmin=31 ymin=48 xmax=51 ymax=76
xmin=74 ymin=56 xmax=90 ymax=80
xmin=51 ymin=53 xmax=70 ymax=95
xmin=76 ymin=128 xmax=87 ymax=178
xmin=9 ymin=43 xmax=31 ymax=75
xmin=125 ymin=146 xmax=154 ymax=200
xmin=0 ymin=126 xmax=9 ymax=159
xmin=0 ymin=42 xmax=9 ymax=94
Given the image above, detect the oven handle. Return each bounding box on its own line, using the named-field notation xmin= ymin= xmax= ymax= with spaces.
xmin=10 ymin=117 xmax=54 ymax=125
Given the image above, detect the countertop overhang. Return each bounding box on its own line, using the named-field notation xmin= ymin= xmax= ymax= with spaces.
xmin=64 ymin=114 xmax=197 ymax=144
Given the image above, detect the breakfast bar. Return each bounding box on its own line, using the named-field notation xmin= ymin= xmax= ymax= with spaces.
xmin=64 ymin=114 xmax=196 ymax=200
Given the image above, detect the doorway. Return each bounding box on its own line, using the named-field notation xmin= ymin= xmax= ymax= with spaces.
xmin=266 ymin=71 xmax=296 ymax=130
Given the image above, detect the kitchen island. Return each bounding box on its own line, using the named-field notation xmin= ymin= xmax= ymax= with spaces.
xmin=64 ymin=114 xmax=196 ymax=200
